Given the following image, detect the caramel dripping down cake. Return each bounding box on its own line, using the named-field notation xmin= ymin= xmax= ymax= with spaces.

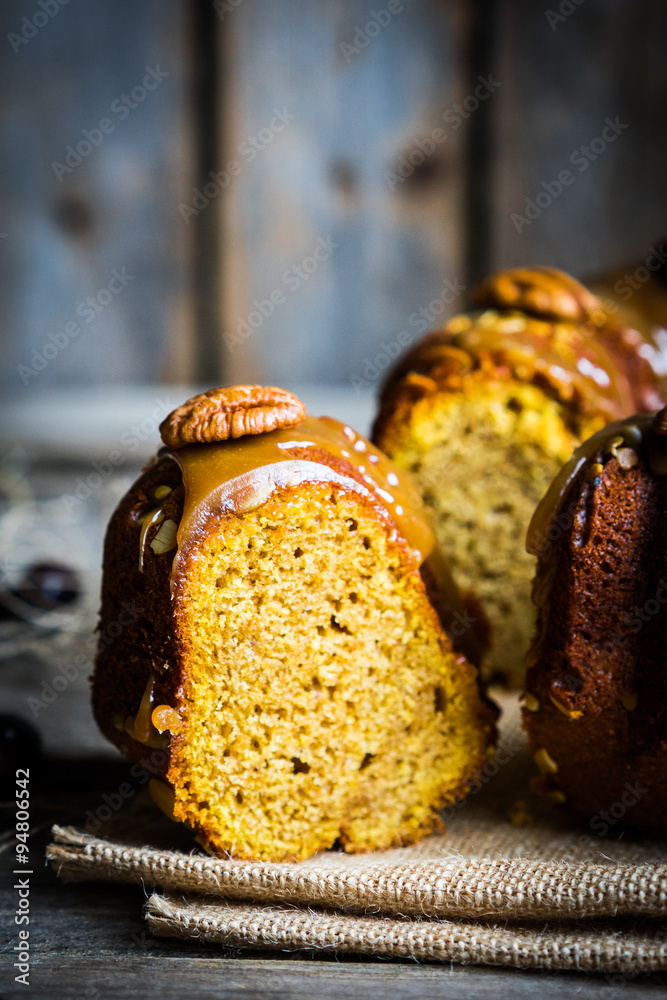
xmin=92 ymin=386 xmax=497 ymax=861
xmin=372 ymin=267 xmax=667 ymax=687
xmin=522 ymin=407 xmax=667 ymax=835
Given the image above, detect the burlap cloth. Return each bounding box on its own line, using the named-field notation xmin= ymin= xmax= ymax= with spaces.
xmin=47 ymin=694 xmax=667 ymax=972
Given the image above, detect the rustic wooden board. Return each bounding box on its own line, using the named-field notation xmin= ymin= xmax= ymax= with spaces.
xmin=490 ymin=0 xmax=667 ymax=279
xmin=0 ymin=0 xmax=195 ymax=394
xmin=218 ymin=0 xmax=470 ymax=390
xmin=2 ymin=0 xmax=665 ymax=394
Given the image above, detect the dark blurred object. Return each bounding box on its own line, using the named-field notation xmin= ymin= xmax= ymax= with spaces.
xmin=0 ymin=714 xmax=42 ymax=795
xmin=0 ymin=561 xmax=81 ymax=621
xmin=15 ymin=562 xmax=81 ymax=610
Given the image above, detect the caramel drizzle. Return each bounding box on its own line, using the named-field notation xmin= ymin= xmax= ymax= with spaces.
xmin=406 ymin=307 xmax=665 ymax=423
xmin=168 ymin=416 xmax=436 ymax=579
xmin=152 ymin=704 xmax=182 ymax=735
xmin=122 ymin=677 xmax=181 ymax=748
xmin=133 ymin=675 xmax=155 ymax=742
xmin=527 ymin=410 xmax=667 ymax=558
xmin=139 ymin=508 xmax=165 ymax=571
xmin=589 ymin=272 xmax=667 ymax=373
xmin=525 ymin=408 xmax=667 ymax=676
xmin=123 ymin=676 xmax=162 ymax=747
xmin=456 ymin=312 xmax=635 ymax=416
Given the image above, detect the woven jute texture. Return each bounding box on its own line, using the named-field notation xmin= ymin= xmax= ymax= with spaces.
xmin=145 ymin=895 xmax=667 ymax=973
xmin=47 ymin=695 xmax=667 ymax=970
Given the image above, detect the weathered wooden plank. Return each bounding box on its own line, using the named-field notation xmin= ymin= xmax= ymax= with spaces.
xmin=490 ymin=0 xmax=667 ymax=277
xmin=19 ymin=955 xmax=667 ymax=1000
xmin=0 ymin=0 xmax=195 ymax=394
xmin=218 ymin=0 xmax=471 ymax=390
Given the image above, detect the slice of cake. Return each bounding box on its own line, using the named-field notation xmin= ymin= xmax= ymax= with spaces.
xmin=522 ymin=407 xmax=667 ymax=834
xmin=373 ymin=267 xmax=665 ymax=686
xmin=92 ymin=386 xmax=497 ymax=861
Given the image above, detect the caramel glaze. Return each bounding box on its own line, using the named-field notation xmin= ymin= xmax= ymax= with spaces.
xmin=378 ymin=309 xmax=665 ymax=426
xmin=121 ymin=676 xmax=169 ymax=749
xmin=527 ymin=411 xmax=667 ymax=559
xmin=140 ymin=414 xmax=482 ymax=667
xmin=170 ymin=416 xmax=435 ymax=571
xmin=525 ymin=410 xmax=667 ymax=670
xmin=138 ymin=508 xmax=164 ymax=571
xmin=589 ymin=243 xmax=667 ymax=366
xmin=122 ymin=677 xmax=183 ymax=749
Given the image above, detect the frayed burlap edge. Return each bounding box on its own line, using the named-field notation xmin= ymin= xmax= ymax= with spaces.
xmin=146 ymin=893 xmax=667 ymax=973
xmin=48 ymin=825 xmax=667 ymax=920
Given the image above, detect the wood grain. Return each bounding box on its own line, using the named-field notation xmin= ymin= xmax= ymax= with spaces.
xmin=0 ymin=0 xmax=196 ymax=394
xmin=218 ymin=0 xmax=470 ymax=389
xmin=490 ymin=0 xmax=667 ymax=279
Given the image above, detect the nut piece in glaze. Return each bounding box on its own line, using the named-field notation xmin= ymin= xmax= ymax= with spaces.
xmin=473 ymin=266 xmax=604 ymax=325
xmin=159 ymin=385 xmax=307 ymax=449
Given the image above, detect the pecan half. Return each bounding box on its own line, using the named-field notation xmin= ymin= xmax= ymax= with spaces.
xmin=473 ymin=266 xmax=604 ymax=325
xmin=159 ymin=385 xmax=306 ymax=448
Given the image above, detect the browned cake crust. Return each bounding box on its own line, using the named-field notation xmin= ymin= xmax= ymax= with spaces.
xmin=92 ymin=388 xmax=497 ymax=860
xmin=372 ymin=267 xmax=666 ymax=687
xmin=522 ymin=412 xmax=667 ymax=834
xmin=92 ymin=453 xmax=184 ymax=775
xmin=374 ymin=269 xmax=663 ymax=453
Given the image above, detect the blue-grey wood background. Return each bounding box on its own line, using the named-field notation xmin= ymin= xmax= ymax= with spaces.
xmin=0 ymin=0 xmax=665 ymax=395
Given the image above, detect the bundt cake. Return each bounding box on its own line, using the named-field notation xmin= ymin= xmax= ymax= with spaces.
xmin=92 ymin=386 xmax=497 ymax=861
xmin=588 ymin=238 xmax=667 ymax=348
xmin=373 ymin=266 xmax=666 ymax=686
xmin=522 ymin=407 xmax=667 ymax=834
